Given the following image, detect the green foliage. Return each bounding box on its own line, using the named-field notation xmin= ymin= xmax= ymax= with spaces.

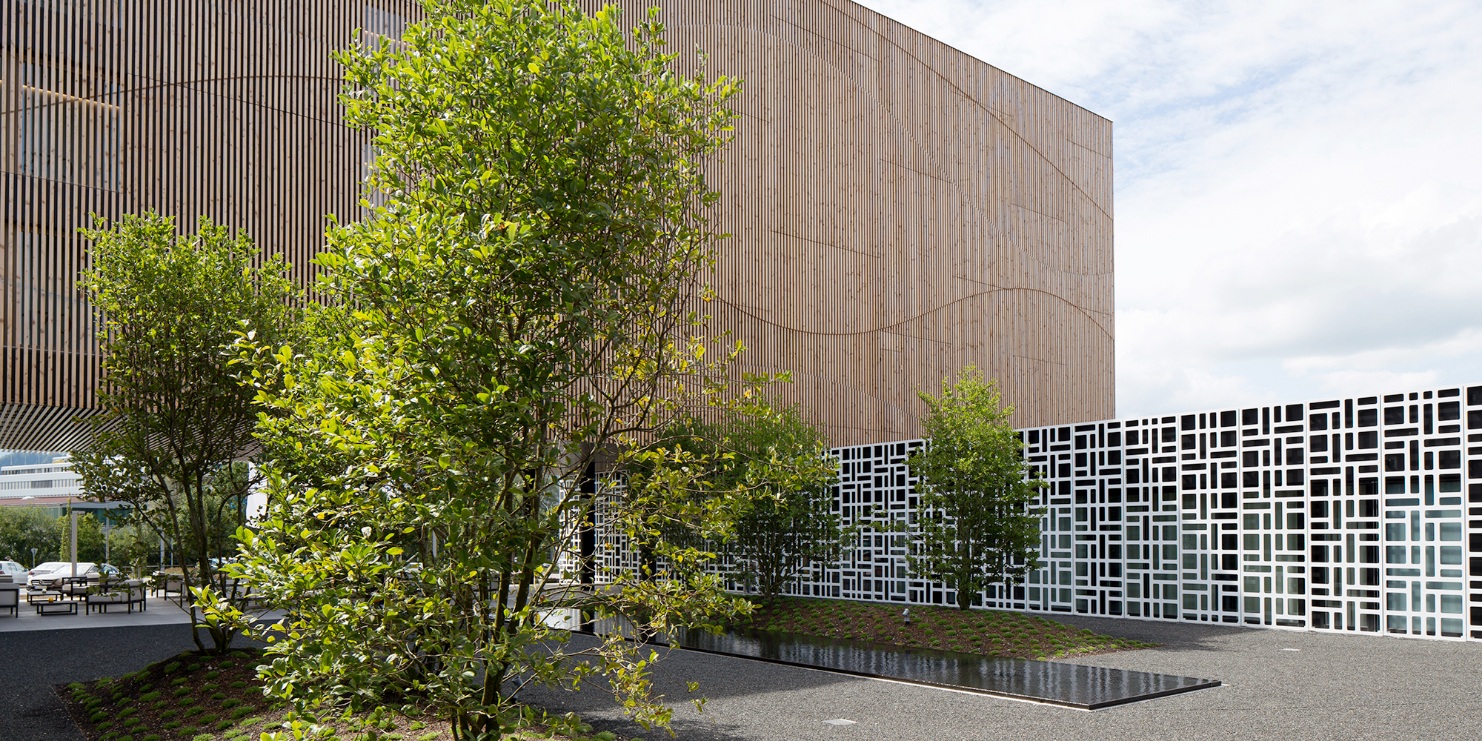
xmin=662 ymin=404 xmax=842 ymax=600
xmin=54 ymin=507 xmax=106 ymax=563
xmin=0 ymin=506 xmax=57 ymax=565
xmin=104 ymin=519 xmax=168 ymax=575
xmin=72 ymin=210 xmax=298 ymax=653
xmin=234 ymin=1 xmax=744 ymax=737
xmin=906 ymin=367 xmax=1044 ymax=610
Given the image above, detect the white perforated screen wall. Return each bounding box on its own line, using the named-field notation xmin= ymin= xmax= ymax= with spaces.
xmin=597 ymin=384 xmax=1482 ymax=641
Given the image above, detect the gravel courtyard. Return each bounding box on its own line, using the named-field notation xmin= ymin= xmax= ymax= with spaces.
xmin=6 ymin=616 xmax=1481 ymax=740
xmin=522 ymin=615 xmax=1482 ymax=740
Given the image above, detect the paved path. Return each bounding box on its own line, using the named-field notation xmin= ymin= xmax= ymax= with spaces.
xmin=0 ymin=594 xmax=194 ymax=633
xmin=521 ymin=616 xmax=1482 ymax=740
xmin=0 ymin=624 xmax=200 ymax=741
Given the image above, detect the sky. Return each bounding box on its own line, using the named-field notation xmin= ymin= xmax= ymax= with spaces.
xmin=854 ymin=0 xmax=1482 ymax=418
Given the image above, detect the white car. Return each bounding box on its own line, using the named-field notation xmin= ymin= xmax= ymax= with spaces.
xmin=0 ymin=560 xmax=27 ymax=585
xmin=28 ymin=561 xmax=99 ymax=588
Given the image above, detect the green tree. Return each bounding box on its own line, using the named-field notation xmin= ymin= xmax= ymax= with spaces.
xmin=105 ymin=520 xmax=165 ymax=576
xmin=907 ymin=367 xmax=1044 ymax=610
xmin=232 ymin=1 xmax=743 ymax=736
xmin=0 ymin=507 xmax=56 ymax=566
xmin=663 ymin=404 xmax=842 ymax=601
xmin=71 ymin=211 xmax=297 ymax=652
xmin=53 ymin=507 xmax=106 ymax=563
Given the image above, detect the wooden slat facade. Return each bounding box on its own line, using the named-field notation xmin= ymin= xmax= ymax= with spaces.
xmin=0 ymin=0 xmax=418 ymax=450
xmin=1 ymin=0 xmax=1112 ymax=451
xmin=598 ymin=0 xmax=1115 ymax=445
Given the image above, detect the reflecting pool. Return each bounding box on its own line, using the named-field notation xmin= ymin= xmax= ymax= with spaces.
xmin=664 ymin=627 xmax=1219 ymax=710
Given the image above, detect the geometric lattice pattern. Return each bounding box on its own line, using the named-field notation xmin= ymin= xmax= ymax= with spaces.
xmin=776 ymin=384 xmax=1482 ymax=641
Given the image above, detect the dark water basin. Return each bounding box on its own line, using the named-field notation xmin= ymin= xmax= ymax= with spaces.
xmin=663 ymin=627 xmax=1219 ymax=710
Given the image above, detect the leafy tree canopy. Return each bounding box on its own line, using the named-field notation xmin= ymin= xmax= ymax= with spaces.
xmin=907 ymin=367 xmax=1044 ymax=610
xmin=231 ymin=1 xmax=746 ymax=736
xmin=0 ymin=506 xmax=55 ymax=566
xmin=72 ymin=211 xmax=297 ymax=652
xmin=660 ymin=403 xmax=842 ymax=601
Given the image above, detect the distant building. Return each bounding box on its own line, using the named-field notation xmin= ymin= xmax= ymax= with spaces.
xmin=0 ymin=456 xmax=116 ymax=516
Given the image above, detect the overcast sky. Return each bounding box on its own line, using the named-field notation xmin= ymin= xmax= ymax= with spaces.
xmin=854 ymin=0 xmax=1482 ymax=418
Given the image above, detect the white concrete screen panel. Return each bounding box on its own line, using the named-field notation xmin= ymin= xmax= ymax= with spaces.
xmin=615 ymin=383 xmax=1480 ymax=641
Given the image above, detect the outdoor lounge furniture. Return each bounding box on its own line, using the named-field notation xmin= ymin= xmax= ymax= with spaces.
xmin=36 ymin=601 xmax=77 ymax=616
xmin=27 ymin=589 xmax=63 ymax=605
xmin=161 ymin=575 xmax=185 ymax=602
xmin=60 ymin=575 xmax=97 ymax=599
xmin=85 ymin=580 xmax=148 ymax=614
xmin=0 ymin=585 xmax=17 ymax=617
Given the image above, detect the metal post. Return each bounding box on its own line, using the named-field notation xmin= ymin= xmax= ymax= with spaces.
xmin=70 ymin=508 xmax=79 ymax=578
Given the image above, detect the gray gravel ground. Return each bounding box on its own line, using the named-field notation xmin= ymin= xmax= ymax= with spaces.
xmin=0 ymin=624 xmax=200 ymax=741
xmin=520 ymin=616 xmax=1482 ymax=740
xmin=10 ymin=617 xmax=1482 ymax=741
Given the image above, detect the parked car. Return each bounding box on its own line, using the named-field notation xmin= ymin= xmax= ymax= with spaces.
xmin=0 ymin=560 xmax=28 ymax=585
xmin=28 ymin=561 xmax=99 ymax=588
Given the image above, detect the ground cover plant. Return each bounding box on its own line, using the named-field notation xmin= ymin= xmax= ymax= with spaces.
xmin=740 ymin=597 xmax=1153 ymax=660
xmin=60 ymin=649 xmax=620 ymax=741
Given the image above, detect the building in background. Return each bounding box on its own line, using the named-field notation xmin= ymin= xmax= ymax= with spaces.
xmin=0 ymin=455 xmax=114 ymax=516
xmin=1 ymin=0 xmax=1113 ymax=451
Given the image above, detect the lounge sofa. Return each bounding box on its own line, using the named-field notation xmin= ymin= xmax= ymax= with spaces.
xmin=0 ymin=585 xmax=17 ymax=617
xmin=84 ymin=580 xmax=148 ymax=614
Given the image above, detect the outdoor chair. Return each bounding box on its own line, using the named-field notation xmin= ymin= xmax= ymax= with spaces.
xmin=0 ymin=585 xmax=18 ymax=617
xmin=128 ymin=580 xmax=147 ymax=611
xmin=60 ymin=575 xmax=96 ymax=599
xmin=162 ymin=575 xmax=185 ymax=602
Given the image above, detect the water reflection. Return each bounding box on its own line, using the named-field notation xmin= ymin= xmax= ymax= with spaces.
xmin=560 ymin=611 xmax=1217 ymax=708
xmin=687 ymin=628 xmax=1220 ymax=708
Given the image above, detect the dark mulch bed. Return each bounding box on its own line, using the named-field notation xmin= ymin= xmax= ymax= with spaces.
xmin=738 ymin=596 xmax=1154 ymax=659
xmin=59 ymin=649 xmax=281 ymax=741
xmin=57 ymin=648 xmax=618 ymax=741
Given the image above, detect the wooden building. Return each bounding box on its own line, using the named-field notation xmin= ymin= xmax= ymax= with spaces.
xmin=1 ymin=0 xmax=1112 ymax=451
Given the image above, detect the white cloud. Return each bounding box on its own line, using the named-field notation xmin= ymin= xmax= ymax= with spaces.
xmin=856 ymin=0 xmax=1482 ymax=417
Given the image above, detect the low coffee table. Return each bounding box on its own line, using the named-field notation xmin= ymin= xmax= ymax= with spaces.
xmin=26 ymin=590 xmax=63 ymax=605
xmin=36 ymin=601 xmax=77 ymax=616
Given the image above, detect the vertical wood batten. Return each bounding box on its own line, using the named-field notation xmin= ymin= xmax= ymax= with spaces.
xmin=591 ymin=0 xmax=1114 ymax=445
xmin=3 ymin=0 xmax=1111 ymax=451
xmin=1 ymin=0 xmax=420 ymax=450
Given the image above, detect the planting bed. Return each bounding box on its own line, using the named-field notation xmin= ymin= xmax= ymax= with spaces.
xmin=59 ymin=648 xmax=617 ymax=741
xmin=739 ymin=596 xmax=1153 ymax=660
